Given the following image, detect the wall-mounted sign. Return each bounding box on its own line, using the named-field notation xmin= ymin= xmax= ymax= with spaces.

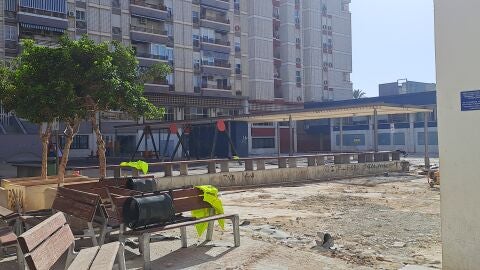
xmin=461 ymin=90 xmax=480 ymax=111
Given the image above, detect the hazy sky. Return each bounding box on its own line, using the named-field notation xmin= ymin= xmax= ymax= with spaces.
xmin=350 ymin=0 xmax=436 ymax=97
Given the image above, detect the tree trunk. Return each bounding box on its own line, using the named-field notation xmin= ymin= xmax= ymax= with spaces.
xmin=57 ymin=120 xmax=80 ymax=187
xmin=39 ymin=123 xmax=52 ymax=180
xmin=91 ymin=113 xmax=107 ymax=179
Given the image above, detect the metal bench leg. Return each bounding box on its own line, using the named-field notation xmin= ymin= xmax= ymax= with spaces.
xmin=141 ymin=233 xmax=151 ymax=270
xmin=98 ymin=222 xmax=108 ymax=245
xmin=206 ymin=209 xmax=215 ymax=242
xmin=117 ymin=227 xmax=126 ymax=270
xmin=180 ymin=227 xmax=188 ymax=248
xmin=16 ymin=244 xmax=25 ymax=270
xmin=232 ymin=215 xmax=240 ymax=247
xmin=64 ymin=244 xmax=76 ymax=270
xmin=87 ymin=222 xmax=99 ymax=246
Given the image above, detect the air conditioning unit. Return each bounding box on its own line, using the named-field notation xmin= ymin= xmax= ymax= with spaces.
xmin=68 ymin=11 xmax=75 ymax=17
xmin=139 ymin=17 xmax=147 ymax=24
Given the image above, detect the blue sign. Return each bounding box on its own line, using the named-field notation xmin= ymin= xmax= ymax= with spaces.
xmin=461 ymin=90 xmax=480 ymax=111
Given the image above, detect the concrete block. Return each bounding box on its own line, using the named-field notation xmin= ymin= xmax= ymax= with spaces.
xmin=334 ymin=155 xmax=350 ymax=164
xmin=288 ymin=158 xmax=297 ymax=168
xmin=307 ymin=157 xmax=316 ymax=166
xmin=207 ymin=161 xmax=216 ymax=174
xmin=256 ymin=160 xmax=266 ymax=170
xmin=245 ymin=160 xmax=254 ymax=171
xmin=278 ymin=158 xmax=287 ymax=168
xmin=220 ymin=161 xmax=230 ymax=172
xmin=374 ymin=153 xmax=384 ymax=162
xmin=113 ymin=167 xmax=122 ymax=178
xmin=180 ymin=163 xmax=188 ymax=176
xmin=316 ymin=156 xmax=325 ymax=165
xmin=164 ymin=164 xmax=173 ymax=177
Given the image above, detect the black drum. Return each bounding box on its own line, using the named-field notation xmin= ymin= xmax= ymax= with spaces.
xmin=123 ymin=194 xmax=175 ymax=229
xmin=126 ymin=177 xmax=156 ymax=192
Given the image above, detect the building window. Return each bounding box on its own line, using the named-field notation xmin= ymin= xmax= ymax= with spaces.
xmin=234 ymin=0 xmax=240 ymax=12
xmin=234 ymin=36 xmax=241 ymax=52
xmin=59 ymin=135 xmax=89 ymax=150
xmin=164 ymin=107 xmax=174 ymax=122
xmin=393 ymin=133 xmax=406 ymax=145
xmin=192 ymin=11 xmax=199 ymax=23
xmin=185 ymin=107 xmax=208 ymax=120
xmin=76 ymin=10 xmax=86 ymax=21
xmin=296 ymin=71 xmax=301 ymax=83
xmin=335 ymin=134 xmax=365 ymax=146
xmin=252 ymin=138 xmax=275 ymax=149
xmin=378 ymin=133 xmax=391 ymax=145
xmin=4 ymin=25 xmax=17 ymax=41
xmin=417 ymin=132 xmax=439 ymax=145
xmin=235 ymin=59 xmax=241 ymax=74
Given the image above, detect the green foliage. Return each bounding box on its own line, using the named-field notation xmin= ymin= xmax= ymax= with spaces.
xmin=353 ymin=89 xmax=367 ymax=99
xmin=58 ymin=36 xmax=166 ymax=120
xmin=1 ymin=35 xmax=166 ymax=123
xmin=0 ymin=39 xmax=79 ymax=124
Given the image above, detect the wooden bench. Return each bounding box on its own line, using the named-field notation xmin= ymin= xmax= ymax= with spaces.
xmin=17 ymin=212 xmax=125 ymax=270
xmin=52 ymin=187 xmax=109 ymax=246
xmin=110 ymin=187 xmax=240 ymax=270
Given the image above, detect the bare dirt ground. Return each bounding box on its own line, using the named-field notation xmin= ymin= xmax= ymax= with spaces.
xmin=223 ymin=172 xmax=441 ymax=270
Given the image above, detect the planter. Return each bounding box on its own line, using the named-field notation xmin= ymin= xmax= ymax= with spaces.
xmin=0 ymin=175 xmax=96 ymax=211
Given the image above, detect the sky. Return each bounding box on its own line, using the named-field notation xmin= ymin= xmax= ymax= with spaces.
xmin=350 ymin=0 xmax=436 ymax=97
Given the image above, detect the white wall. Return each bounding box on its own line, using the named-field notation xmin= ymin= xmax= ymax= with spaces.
xmin=435 ymin=0 xmax=480 ymax=268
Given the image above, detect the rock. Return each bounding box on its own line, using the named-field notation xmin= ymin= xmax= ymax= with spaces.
xmin=362 ymin=232 xmax=374 ymax=237
xmin=376 ymin=255 xmax=386 ymax=261
xmin=392 ymin=241 xmax=407 ymax=248
xmin=240 ymin=220 xmax=251 ymax=226
xmin=322 ymin=233 xmax=334 ymax=249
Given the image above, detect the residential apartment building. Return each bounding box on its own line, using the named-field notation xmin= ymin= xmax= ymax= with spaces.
xmin=248 ymin=0 xmax=353 ymax=155
xmin=0 ymin=0 xmax=353 ymax=160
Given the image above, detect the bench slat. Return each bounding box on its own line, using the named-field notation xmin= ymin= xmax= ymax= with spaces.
xmin=66 ymin=246 xmax=99 ymax=270
xmin=173 ymin=196 xmax=211 ymax=213
xmin=89 ymin=242 xmax=120 ymax=270
xmin=24 ymin=224 xmax=74 ymax=270
xmin=52 ymin=196 xmax=98 ymax=222
xmin=172 ymin=188 xmax=203 ymax=198
xmin=0 ymin=228 xmax=17 ymax=246
xmin=18 ymin=212 xmax=67 ymax=253
xmin=57 ymin=188 xmax=100 ymax=206
xmin=125 ymin=214 xmax=236 ymax=236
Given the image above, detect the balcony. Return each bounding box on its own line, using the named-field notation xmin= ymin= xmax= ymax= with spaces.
xmin=144 ymin=80 xmax=175 ymax=93
xmin=130 ymin=25 xmax=173 ymax=45
xmin=200 ymin=14 xmax=230 ymax=32
xmin=200 ymin=38 xmax=231 ymax=54
xmin=201 ymin=60 xmax=231 ymax=76
xmin=130 ymin=0 xmax=171 ymax=21
xmin=18 ymin=6 xmax=68 ymax=31
xmin=201 ymin=84 xmax=233 ymax=97
xmin=136 ymin=53 xmax=173 ymax=67
xmin=200 ymin=0 xmax=230 ymax=10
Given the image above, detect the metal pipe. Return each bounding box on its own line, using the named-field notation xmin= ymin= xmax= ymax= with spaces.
xmin=373 ymin=109 xmax=378 ymax=152
xmin=424 ymin=112 xmax=430 ymax=169
xmin=277 ymin=122 xmax=281 ymax=157
xmin=289 ymin=115 xmax=293 ymax=156
xmin=339 ymin=118 xmax=343 ymax=153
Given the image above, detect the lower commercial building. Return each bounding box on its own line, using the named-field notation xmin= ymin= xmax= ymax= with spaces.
xmin=300 ymin=91 xmax=438 ymax=154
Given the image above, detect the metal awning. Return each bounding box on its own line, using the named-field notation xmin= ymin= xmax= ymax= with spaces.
xmin=114 ymin=103 xmax=432 ymax=129
xmin=230 ymin=103 xmax=432 ymax=123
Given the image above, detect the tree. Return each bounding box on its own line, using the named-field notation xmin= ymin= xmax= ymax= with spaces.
xmin=0 ymin=40 xmax=80 ymax=181
xmin=353 ymin=89 xmax=367 ymax=99
xmin=60 ymin=36 xmax=167 ymax=179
